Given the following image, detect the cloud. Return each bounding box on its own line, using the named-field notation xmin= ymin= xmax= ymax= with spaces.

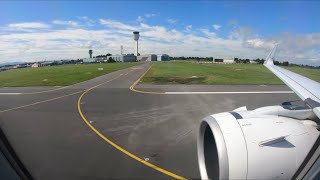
xmin=77 ymin=16 xmax=95 ymax=26
xmin=241 ymin=33 xmax=320 ymax=64
xmin=145 ymin=13 xmax=157 ymax=18
xmin=185 ymin=25 xmax=192 ymax=31
xmin=199 ymin=28 xmax=216 ymax=38
xmin=100 ymin=19 xmax=137 ymax=30
xmin=136 ymin=16 xmax=145 ymax=22
xmin=167 ymin=18 xmax=177 ymax=24
xmin=8 ymin=22 xmax=50 ymax=29
xmin=52 ymin=20 xmax=79 ymax=27
xmin=79 ymin=40 xmax=104 ymax=49
xmin=229 ymin=26 xmax=256 ymax=40
xmin=212 ymin=24 xmax=221 ymax=30
xmin=0 ymin=19 xmax=319 ymax=65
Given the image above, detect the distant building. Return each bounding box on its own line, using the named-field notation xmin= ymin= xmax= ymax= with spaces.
xmin=223 ymin=58 xmax=235 ymax=64
xmin=83 ymin=58 xmax=96 ymax=63
xmin=106 ymin=55 xmax=137 ymax=62
xmin=41 ymin=61 xmax=54 ymax=66
xmin=137 ymin=54 xmax=157 ymax=61
xmin=95 ymin=57 xmax=108 ymax=63
xmin=32 ymin=63 xmax=40 ymax=68
xmin=31 ymin=62 xmax=54 ymax=68
xmin=213 ymin=57 xmax=235 ymax=64
xmin=157 ymin=54 xmax=170 ymax=61
xmin=214 ymin=59 xmax=224 ymax=63
xmin=250 ymin=60 xmax=258 ymax=64
xmin=14 ymin=64 xmax=28 ymax=68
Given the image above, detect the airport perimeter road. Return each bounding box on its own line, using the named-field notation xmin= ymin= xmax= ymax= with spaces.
xmin=0 ymin=62 xmax=298 ymax=180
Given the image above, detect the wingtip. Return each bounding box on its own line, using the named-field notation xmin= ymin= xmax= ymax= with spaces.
xmin=264 ymin=44 xmax=278 ymax=65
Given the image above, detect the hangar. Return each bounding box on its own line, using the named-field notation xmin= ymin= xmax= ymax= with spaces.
xmin=106 ymin=55 xmax=137 ymax=62
xmin=136 ymin=54 xmax=170 ymax=61
xmin=137 ymin=54 xmax=157 ymax=61
xmin=157 ymin=54 xmax=170 ymax=61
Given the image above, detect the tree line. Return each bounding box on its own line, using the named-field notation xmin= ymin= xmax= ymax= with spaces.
xmin=171 ymin=56 xmax=320 ymax=68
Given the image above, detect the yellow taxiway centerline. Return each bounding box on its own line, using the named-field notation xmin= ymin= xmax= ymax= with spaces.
xmin=78 ymin=71 xmax=187 ymax=180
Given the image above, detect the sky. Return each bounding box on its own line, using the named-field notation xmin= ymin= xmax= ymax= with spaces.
xmin=0 ymin=1 xmax=320 ymax=65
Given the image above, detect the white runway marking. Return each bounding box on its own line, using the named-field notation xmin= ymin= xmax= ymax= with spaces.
xmin=0 ymin=93 xmax=22 ymax=95
xmin=165 ymin=91 xmax=293 ymax=94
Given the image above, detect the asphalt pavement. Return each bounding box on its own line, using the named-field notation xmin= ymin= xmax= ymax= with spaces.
xmin=0 ymin=62 xmax=298 ymax=180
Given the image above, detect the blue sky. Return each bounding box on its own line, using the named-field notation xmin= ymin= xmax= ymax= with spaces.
xmin=1 ymin=1 xmax=319 ymax=65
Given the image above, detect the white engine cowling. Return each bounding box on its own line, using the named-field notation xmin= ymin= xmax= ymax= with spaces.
xmin=197 ymin=106 xmax=319 ymax=179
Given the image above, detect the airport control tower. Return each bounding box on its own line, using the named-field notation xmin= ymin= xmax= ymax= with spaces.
xmin=133 ymin=31 xmax=140 ymax=56
xmin=89 ymin=49 xmax=93 ymax=58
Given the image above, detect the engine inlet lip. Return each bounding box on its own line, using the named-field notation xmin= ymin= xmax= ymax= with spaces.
xmin=197 ymin=116 xmax=229 ymax=180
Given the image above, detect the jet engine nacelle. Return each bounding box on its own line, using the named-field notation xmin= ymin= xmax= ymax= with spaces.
xmin=197 ymin=105 xmax=319 ymax=180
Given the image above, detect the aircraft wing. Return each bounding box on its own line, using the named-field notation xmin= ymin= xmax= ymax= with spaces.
xmin=264 ymin=45 xmax=320 ymax=119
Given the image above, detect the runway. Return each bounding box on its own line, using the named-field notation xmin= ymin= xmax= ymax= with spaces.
xmin=0 ymin=62 xmax=298 ymax=180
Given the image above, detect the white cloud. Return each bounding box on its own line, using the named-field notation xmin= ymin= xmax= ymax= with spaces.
xmin=229 ymin=26 xmax=256 ymax=40
xmin=77 ymin=16 xmax=89 ymax=20
xmin=52 ymin=20 xmax=79 ymax=27
xmin=77 ymin=16 xmax=95 ymax=26
xmin=8 ymin=22 xmax=50 ymax=29
xmin=100 ymin=19 xmax=137 ymax=30
xmin=245 ymin=38 xmax=271 ymax=49
xmin=185 ymin=25 xmax=192 ymax=31
xmin=136 ymin=16 xmax=145 ymax=22
xmin=167 ymin=18 xmax=177 ymax=24
xmin=199 ymin=28 xmax=216 ymax=38
xmin=213 ymin=24 xmax=221 ymax=30
xmin=145 ymin=13 xmax=157 ymax=18
xmin=0 ymin=19 xmax=319 ymax=65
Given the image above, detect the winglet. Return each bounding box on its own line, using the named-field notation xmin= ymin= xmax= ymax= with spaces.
xmin=264 ymin=44 xmax=278 ymax=65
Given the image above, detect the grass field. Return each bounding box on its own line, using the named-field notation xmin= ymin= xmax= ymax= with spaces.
xmin=0 ymin=62 xmax=140 ymax=87
xmin=142 ymin=61 xmax=320 ymax=85
xmin=284 ymin=66 xmax=320 ymax=82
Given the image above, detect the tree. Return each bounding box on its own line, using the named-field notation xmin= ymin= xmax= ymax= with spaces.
xmin=274 ymin=61 xmax=280 ymax=65
xmin=282 ymin=61 xmax=289 ymax=66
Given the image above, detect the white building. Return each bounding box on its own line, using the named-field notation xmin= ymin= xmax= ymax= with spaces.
xmin=83 ymin=58 xmax=96 ymax=63
xmin=32 ymin=63 xmax=39 ymax=68
xmin=213 ymin=57 xmax=235 ymax=64
xmin=250 ymin=60 xmax=258 ymax=64
xmin=106 ymin=55 xmax=137 ymax=62
xmin=223 ymin=58 xmax=235 ymax=64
